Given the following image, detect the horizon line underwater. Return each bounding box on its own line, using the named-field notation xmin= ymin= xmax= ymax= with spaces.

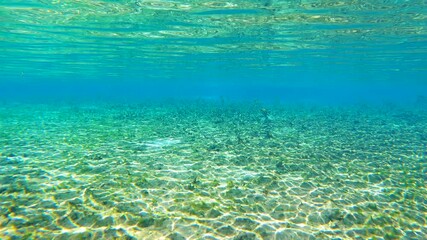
xmin=1 ymin=0 xmax=427 ymax=239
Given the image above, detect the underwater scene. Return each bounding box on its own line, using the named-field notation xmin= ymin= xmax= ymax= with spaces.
xmin=1 ymin=0 xmax=427 ymax=240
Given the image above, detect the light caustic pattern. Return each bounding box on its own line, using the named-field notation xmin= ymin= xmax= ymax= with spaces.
xmin=0 ymin=101 xmax=426 ymax=239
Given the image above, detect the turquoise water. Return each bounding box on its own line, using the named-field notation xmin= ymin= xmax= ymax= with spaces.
xmin=1 ymin=0 xmax=426 ymax=100
xmin=1 ymin=0 xmax=427 ymax=239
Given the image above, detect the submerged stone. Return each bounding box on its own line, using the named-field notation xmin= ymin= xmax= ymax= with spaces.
xmin=8 ymin=217 xmax=28 ymax=228
xmin=344 ymin=180 xmax=367 ymax=188
xmin=288 ymin=187 xmax=307 ymax=196
xmin=256 ymin=175 xmax=272 ymax=184
xmin=343 ymin=214 xmax=357 ymax=227
xmin=310 ymin=189 xmax=325 ymax=198
xmin=308 ymin=212 xmax=327 ymax=225
xmin=76 ymin=214 xmax=102 ymax=227
xmin=233 ymin=217 xmax=259 ymax=230
xmin=353 ymin=212 xmax=367 ymax=224
xmin=72 ymin=231 xmax=94 ymax=239
xmin=104 ymin=228 xmax=119 ymax=239
xmin=137 ymin=217 xmax=155 ymax=228
xmin=351 ymin=228 xmax=370 ymax=238
xmin=300 ymin=181 xmax=316 ymax=189
xmin=217 ymin=225 xmax=235 ymax=236
xmin=37 ymin=200 xmax=58 ymax=209
xmin=233 ymin=231 xmax=257 ymax=240
xmin=225 ymin=188 xmax=245 ymax=198
xmin=201 ymin=234 xmax=219 ymax=240
xmin=367 ymin=174 xmax=385 ymax=183
xmin=271 ymin=209 xmax=286 ymax=220
xmin=116 ymin=202 xmax=143 ymax=213
xmin=206 ymin=209 xmax=222 ymax=218
xmin=290 ymin=216 xmax=306 ymax=224
xmin=321 ymin=208 xmax=344 ymax=222
xmin=94 ymin=216 xmax=115 ymax=227
xmin=168 ymin=232 xmax=186 ymax=240
xmin=27 ymin=213 xmax=54 ymax=227
xmin=255 ymin=224 xmax=275 ymax=239
xmin=276 ymin=229 xmax=316 ymax=240
xmin=55 ymin=233 xmax=74 ymax=240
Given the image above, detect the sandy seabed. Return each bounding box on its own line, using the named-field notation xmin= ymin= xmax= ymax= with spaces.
xmin=0 ymin=100 xmax=426 ymax=240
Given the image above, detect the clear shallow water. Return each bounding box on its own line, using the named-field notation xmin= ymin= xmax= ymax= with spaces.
xmin=1 ymin=101 xmax=427 ymax=239
xmin=1 ymin=0 xmax=426 ymax=86
xmin=1 ymin=0 xmax=427 ymax=239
